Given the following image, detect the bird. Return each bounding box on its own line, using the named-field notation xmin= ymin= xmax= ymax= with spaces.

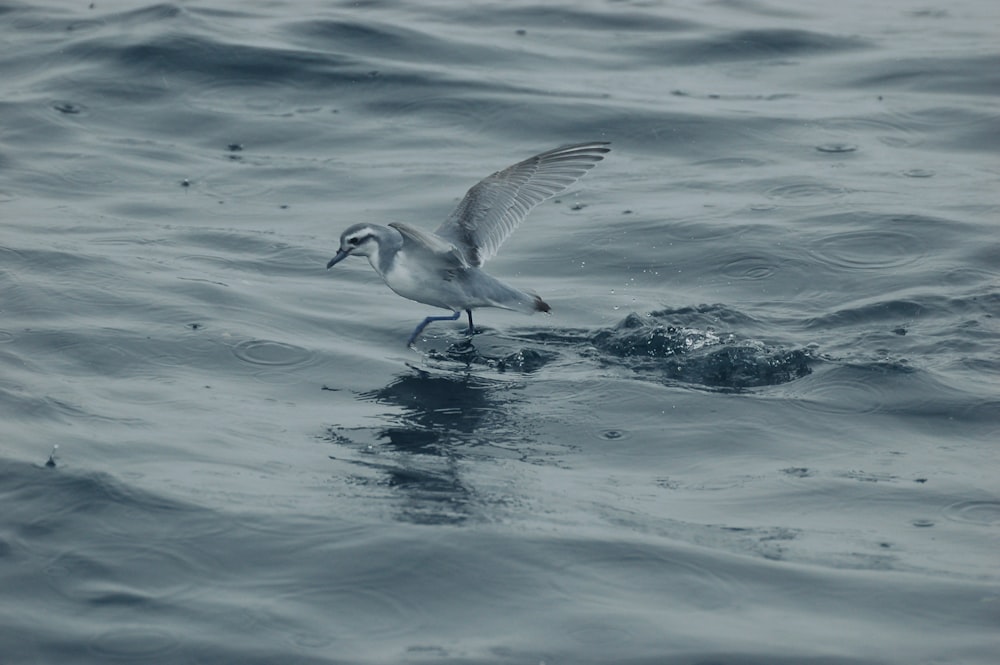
xmin=326 ymin=141 xmax=611 ymax=346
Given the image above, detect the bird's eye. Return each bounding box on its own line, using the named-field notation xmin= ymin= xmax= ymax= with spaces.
xmin=348 ymin=237 xmax=359 ymax=246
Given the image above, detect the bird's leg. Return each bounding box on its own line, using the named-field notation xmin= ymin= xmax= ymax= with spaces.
xmin=465 ymin=309 xmax=475 ymax=336
xmin=407 ymin=310 xmax=462 ymax=347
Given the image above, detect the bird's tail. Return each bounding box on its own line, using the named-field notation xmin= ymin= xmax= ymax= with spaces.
xmin=471 ymin=272 xmax=550 ymax=315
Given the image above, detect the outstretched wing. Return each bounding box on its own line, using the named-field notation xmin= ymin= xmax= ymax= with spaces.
xmin=434 ymin=141 xmax=610 ymax=267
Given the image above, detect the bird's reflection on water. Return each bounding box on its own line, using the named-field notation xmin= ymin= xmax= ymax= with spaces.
xmin=323 ymin=310 xmax=815 ymax=523
xmin=324 ymin=357 xmax=531 ymax=524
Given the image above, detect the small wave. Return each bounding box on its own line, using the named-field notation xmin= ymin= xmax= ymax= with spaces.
xmin=588 ymin=311 xmax=813 ymax=389
xmin=412 ymin=305 xmax=814 ymax=390
xmin=781 ymin=366 xmax=893 ymax=416
xmin=473 ymin=308 xmax=814 ymax=390
xmin=643 ymin=28 xmax=869 ymax=65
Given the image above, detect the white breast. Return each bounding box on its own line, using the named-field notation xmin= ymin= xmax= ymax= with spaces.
xmin=381 ymin=251 xmax=453 ymax=309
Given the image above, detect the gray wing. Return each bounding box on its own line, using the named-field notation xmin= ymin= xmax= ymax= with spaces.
xmin=389 ymin=222 xmax=468 ymax=268
xmin=434 ymin=141 xmax=610 ymax=267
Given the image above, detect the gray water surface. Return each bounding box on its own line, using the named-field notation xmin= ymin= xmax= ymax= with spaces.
xmin=2 ymin=0 xmax=998 ymax=663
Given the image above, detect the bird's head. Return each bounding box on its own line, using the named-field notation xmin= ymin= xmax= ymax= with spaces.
xmin=326 ymin=224 xmax=381 ymax=268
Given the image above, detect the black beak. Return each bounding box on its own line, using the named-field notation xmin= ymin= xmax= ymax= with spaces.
xmin=326 ymin=249 xmax=350 ymax=269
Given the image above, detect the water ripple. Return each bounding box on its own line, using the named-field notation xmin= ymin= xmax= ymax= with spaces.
xmin=231 ymin=339 xmax=314 ymax=366
xmin=554 ymin=541 xmax=739 ymax=612
xmin=89 ymin=626 xmax=179 ymax=661
xmin=943 ymin=501 xmax=1000 ymax=526
xmin=784 ymin=367 xmax=891 ymax=415
xmin=809 ymin=229 xmax=927 ymax=271
xmin=720 ymin=255 xmax=778 ymax=281
xmin=764 ymin=180 xmax=848 ymax=205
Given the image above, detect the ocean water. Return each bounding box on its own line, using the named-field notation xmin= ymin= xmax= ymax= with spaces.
xmin=1 ymin=0 xmax=998 ymax=662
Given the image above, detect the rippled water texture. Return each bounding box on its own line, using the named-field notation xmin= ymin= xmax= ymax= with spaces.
xmin=2 ymin=0 xmax=998 ymax=663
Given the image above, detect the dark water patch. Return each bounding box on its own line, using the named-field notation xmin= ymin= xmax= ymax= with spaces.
xmin=1 ymin=3 xmax=98 ymax=33
xmin=670 ymin=89 xmax=798 ymax=102
xmin=0 ymin=381 xmax=81 ymax=425
xmin=322 ymin=364 xmax=596 ymax=521
xmin=361 ymin=71 xmax=615 ymax=122
xmin=328 ymin=438 xmax=460 ymax=512
xmin=458 ymin=5 xmax=697 ymax=32
xmin=806 ymin=299 xmax=930 ymax=329
xmin=641 ymin=28 xmax=869 ymax=65
xmin=286 ymin=18 xmax=473 ymax=64
xmin=805 ymin=291 xmax=999 ymax=331
xmin=846 ymin=54 xmax=1000 ymax=96
xmin=499 ymin=309 xmax=814 ymax=391
xmin=589 ymin=312 xmax=813 ymax=389
xmin=1 ymin=458 xmax=414 ymax=659
xmin=110 ymin=35 xmax=357 ymax=82
xmin=414 ymin=308 xmax=814 ymax=390
xmin=90 ymin=2 xmax=191 ymax=27
xmin=0 ymin=461 xmax=215 ymax=542
xmin=712 ymin=0 xmax=811 ymax=19
xmin=630 ymin=305 xmax=762 ymax=331
xmin=358 ymin=369 xmax=522 ymax=441
xmin=426 ymin=339 xmax=558 ymax=374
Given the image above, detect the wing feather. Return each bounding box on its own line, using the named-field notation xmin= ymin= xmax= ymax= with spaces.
xmin=434 ymin=142 xmax=610 ymax=266
xmin=389 ymin=222 xmax=468 ymax=268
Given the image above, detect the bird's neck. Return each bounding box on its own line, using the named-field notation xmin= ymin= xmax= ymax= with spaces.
xmin=367 ymin=227 xmax=403 ymax=278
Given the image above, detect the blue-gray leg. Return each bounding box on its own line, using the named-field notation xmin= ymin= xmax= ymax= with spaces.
xmin=407 ymin=310 xmax=461 ymax=346
xmin=465 ymin=309 xmax=474 ymax=335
